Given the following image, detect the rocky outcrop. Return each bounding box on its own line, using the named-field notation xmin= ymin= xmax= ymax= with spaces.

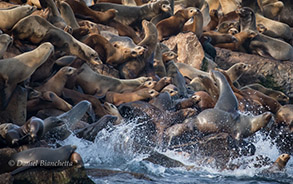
xmin=215 ymin=47 xmax=293 ymax=100
xmin=163 ymin=32 xmax=205 ymax=69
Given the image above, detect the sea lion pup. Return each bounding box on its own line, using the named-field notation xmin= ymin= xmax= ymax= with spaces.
xmin=65 ymin=0 xmax=117 ymax=24
xmin=90 ymin=0 xmax=171 ymax=27
xmin=175 ymin=94 xmax=201 ymax=110
xmin=56 ymin=0 xmax=80 ymax=30
xmin=217 ymin=20 xmax=240 ymax=34
xmin=193 ymin=91 xmax=215 ymax=110
xmin=202 ymin=31 xmax=237 ymax=45
xmin=11 ymin=145 xmax=77 ymax=174
xmin=156 ymin=7 xmax=198 ymax=40
xmin=0 ymin=42 xmax=54 ymax=110
xmin=27 ymin=91 xmax=72 ymax=114
xmin=215 ymin=30 xmax=258 ymax=51
xmin=103 ymin=102 xmax=123 ymax=125
xmin=182 ymin=7 xmax=203 ymax=38
xmin=11 ymin=15 xmax=102 ymax=65
xmin=105 ymin=88 xmax=159 ymax=106
xmin=0 ymin=34 xmax=13 ymax=58
xmin=76 ymin=63 xmax=151 ymax=97
xmin=188 ymin=71 xmax=273 ymax=139
xmin=153 ymin=76 xmax=172 ymax=91
xmin=242 ymin=83 xmax=289 ymax=104
xmin=62 ymin=88 xmax=107 ymax=118
xmin=275 ymin=105 xmax=293 ymax=131
xmin=161 ymin=84 xmax=179 ymax=97
xmin=0 ymin=4 xmax=36 ymax=32
xmin=35 ymin=66 xmax=77 ymax=96
xmin=264 ymin=154 xmax=291 ymax=173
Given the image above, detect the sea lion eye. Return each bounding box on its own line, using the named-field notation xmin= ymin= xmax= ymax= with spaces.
xmin=113 ymin=43 xmax=119 ymax=48
xmin=150 ymin=91 xmax=154 ymax=94
xmin=111 ymin=104 xmax=115 ymax=108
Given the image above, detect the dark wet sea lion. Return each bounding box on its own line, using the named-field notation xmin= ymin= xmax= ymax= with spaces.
xmin=0 ymin=42 xmax=54 ymax=109
xmin=11 ymin=145 xmax=77 ymax=175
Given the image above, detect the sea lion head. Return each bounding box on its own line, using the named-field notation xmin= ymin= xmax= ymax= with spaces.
xmin=60 ymin=66 xmax=77 ymax=77
xmin=143 ymin=80 xmax=157 ymax=88
xmin=22 ymin=4 xmax=37 ymax=15
xmin=157 ymin=0 xmax=171 ymax=13
xmin=148 ymin=89 xmax=159 ymax=98
xmin=275 ymin=154 xmax=290 ymax=169
xmin=28 ymin=117 xmax=44 ymax=141
xmin=186 ymin=7 xmax=200 ymax=18
xmin=162 ymin=51 xmax=177 ymax=63
xmin=228 ymin=28 xmax=239 ymax=35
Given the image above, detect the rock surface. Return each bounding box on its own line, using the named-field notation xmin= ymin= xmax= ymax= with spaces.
xmin=163 ymin=32 xmax=205 ymax=69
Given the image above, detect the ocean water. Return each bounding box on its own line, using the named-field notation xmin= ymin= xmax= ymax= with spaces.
xmin=59 ymin=119 xmax=293 ymax=184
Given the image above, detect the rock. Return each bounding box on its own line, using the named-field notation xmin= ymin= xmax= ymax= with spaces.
xmin=0 ymin=166 xmax=94 ymax=184
xmin=215 ymin=47 xmax=293 ymax=101
xmin=162 ymin=32 xmax=205 ymax=69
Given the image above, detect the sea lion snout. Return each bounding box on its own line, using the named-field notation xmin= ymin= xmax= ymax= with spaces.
xmin=161 ymin=3 xmax=171 ymax=13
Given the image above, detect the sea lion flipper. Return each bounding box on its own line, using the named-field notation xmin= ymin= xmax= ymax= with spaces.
xmin=11 ymin=166 xmax=33 ymax=176
xmin=0 ymin=84 xmax=16 ymax=110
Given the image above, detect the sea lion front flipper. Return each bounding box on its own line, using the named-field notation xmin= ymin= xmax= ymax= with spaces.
xmin=0 ymin=82 xmax=16 ymax=110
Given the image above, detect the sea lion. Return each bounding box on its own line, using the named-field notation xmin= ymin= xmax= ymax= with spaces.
xmin=278 ymin=0 xmax=293 ymax=27
xmin=187 ymin=70 xmax=273 ymax=139
xmin=75 ymin=115 xmax=118 ymax=141
xmin=11 ymin=15 xmax=102 ymax=65
xmin=105 ymin=88 xmax=159 ymax=106
xmin=103 ymin=102 xmax=124 ymax=125
xmin=0 ymin=4 xmax=36 ymax=31
xmin=90 ymin=0 xmax=172 ymax=27
xmin=217 ymin=20 xmax=240 ymax=34
xmin=264 ymin=154 xmax=291 ymax=172
xmin=275 ymin=105 xmax=293 ymax=131
xmin=149 ymin=91 xmax=174 ymax=111
xmin=182 ymin=7 xmax=203 ymax=38
xmin=242 ymin=83 xmax=290 ymax=104
xmin=262 ymin=0 xmax=284 ymax=19
xmin=156 ymin=7 xmax=199 ymax=40
xmin=153 ymin=76 xmax=172 ymax=91
xmin=216 ymin=63 xmax=248 ymax=82
xmin=203 ymin=9 xmax=219 ymax=32
xmin=56 ymin=0 xmax=80 ymax=30
xmin=43 ymin=100 xmax=92 ymax=140
xmin=62 ymin=88 xmax=108 ymax=118
xmin=70 ymin=152 xmax=84 ymax=167
xmin=165 ymin=60 xmax=188 ymax=97
xmin=237 ymin=7 xmax=257 ymax=32
xmin=11 ymin=145 xmax=77 ymax=175
xmin=194 ymin=91 xmax=215 ymax=110
xmin=0 ymin=42 xmax=54 ymax=109
xmin=202 ymin=31 xmax=237 ymax=45
xmin=0 ymin=34 xmax=13 ymax=58
xmin=35 ymin=66 xmax=77 ymax=96
xmin=27 ymin=91 xmax=72 ymax=114
xmin=175 ymin=94 xmax=200 ymax=110
xmin=65 ymin=0 xmax=117 ymax=24
xmin=76 ymin=63 xmax=150 ymax=97
xmin=215 ymin=30 xmax=258 ymax=51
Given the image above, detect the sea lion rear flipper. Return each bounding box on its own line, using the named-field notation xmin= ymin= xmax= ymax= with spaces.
xmin=11 ymin=166 xmax=33 ymax=176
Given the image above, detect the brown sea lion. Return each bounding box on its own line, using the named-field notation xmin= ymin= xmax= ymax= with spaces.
xmin=76 ymin=63 xmax=150 ymax=97
xmin=194 ymin=91 xmax=215 ymax=110
xmin=105 ymin=88 xmax=159 ymax=106
xmin=182 ymin=7 xmax=203 ymax=38
xmin=62 ymin=88 xmax=107 ymax=118
xmin=156 ymin=7 xmax=198 ymax=40
xmin=161 ymin=84 xmax=179 ymax=97
xmin=90 ymin=0 xmax=171 ymax=27
xmin=153 ymin=76 xmax=172 ymax=91
xmin=0 ymin=42 xmax=54 ymax=109
xmin=265 ymin=154 xmax=291 ymax=172
xmin=0 ymin=4 xmax=36 ymax=31
xmin=202 ymin=31 xmax=237 ymax=45
xmin=27 ymin=91 xmax=72 ymax=114
xmin=275 ymin=105 xmax=293 ymax=131
xmin=35 ymin=66 xmax=76 ymax=96
xmin=65 ymin=0 xmax=118 ymax=24
xmin=175 ymin=94 xmax=200 ymax=110
xmin=0 ymin=34 xmax=13 ymax=58
xmin=103 ymin=102 xmax=123 ymax=125
xmin=203 ymin=9 xmax=219 ymax=32
xmin=217 ymin=20 xmax=239 ymax=34
xmin=215 ymin=30 xmax=257 ymax=51
xmin=12 ymin=15 xmax=102 ymax=65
